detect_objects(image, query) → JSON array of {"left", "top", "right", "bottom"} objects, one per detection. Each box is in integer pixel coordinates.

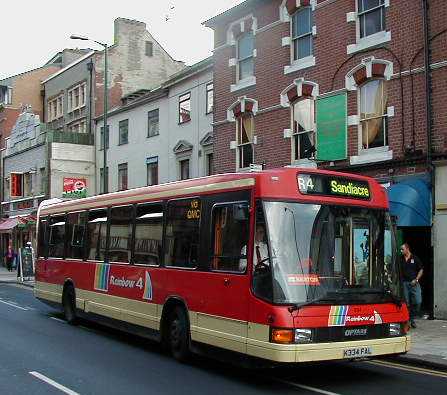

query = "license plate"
[{"left": 343, "top": 346, "right": 372, "bottom": 358}]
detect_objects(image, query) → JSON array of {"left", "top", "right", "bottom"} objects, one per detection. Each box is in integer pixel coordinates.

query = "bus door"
[{"left": 198, "top": 198, "right": 251, "bottom": 353}]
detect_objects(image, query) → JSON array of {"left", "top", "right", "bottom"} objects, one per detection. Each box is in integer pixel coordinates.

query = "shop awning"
[
  {"left": 0, "top": 217, "right": 20, "bottom": 233},
  {"left": 387, "top": 179, "right": 432, "bottom": 227}
]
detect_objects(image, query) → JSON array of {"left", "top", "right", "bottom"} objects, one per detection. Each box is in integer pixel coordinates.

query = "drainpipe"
[{"left": 422, "top": 0, "right": 435, "bottom": 320}]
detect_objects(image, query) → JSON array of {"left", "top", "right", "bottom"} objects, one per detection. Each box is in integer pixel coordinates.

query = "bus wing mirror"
[{"left": 233, "top": 203, "right": 249, "bottom": 221}]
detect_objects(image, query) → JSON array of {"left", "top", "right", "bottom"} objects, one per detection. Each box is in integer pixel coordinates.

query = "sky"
[{"left": 0, "top": 0, "right": 245, "bottom": 80}]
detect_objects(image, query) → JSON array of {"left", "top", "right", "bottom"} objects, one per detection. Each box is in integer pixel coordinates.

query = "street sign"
[{"left": 18, "top": 247, "right": 34, "bottom": 280}]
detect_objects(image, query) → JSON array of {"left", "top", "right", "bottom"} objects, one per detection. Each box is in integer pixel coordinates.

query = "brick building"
[{"left": 204, "top": 0, "right": 447, "bottom": 317}]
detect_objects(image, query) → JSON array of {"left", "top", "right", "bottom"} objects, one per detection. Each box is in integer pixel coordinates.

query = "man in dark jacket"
[{"left": 400, "top": 243, "right": 423, "bottom": 328}]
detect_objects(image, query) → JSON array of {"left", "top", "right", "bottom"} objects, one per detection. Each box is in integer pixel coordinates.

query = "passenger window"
[
  {"left": 86, "top": 209, "right": 107, "bottom": 261},
  {"left": 48, "top": 215, "right": 66, "bottom": 258},
  {"left": 109, "top": 205, "right": 133, "bottom": 263},
  {"left": 134, "top": 203, "right": 163, "bottom": 266},
  {"left": 38, "top": 217, "right": 49, "bottom": 258},
  {"left": 66, "top": 212, "right": 88, "bottom": 260},
  {"left": 165, "top": 198, "right": 200, "bottom": 268},
  {"left": 211, "top": 202, "right": 249, "bottom": 272}
]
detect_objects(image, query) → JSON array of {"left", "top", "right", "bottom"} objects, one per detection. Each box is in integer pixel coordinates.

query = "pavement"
[
  {"left": 0, "top": 264, "right": 34, "bottom": 288},
  {"left": 0, "top": 265, "right": 446, "bottom": 371}
]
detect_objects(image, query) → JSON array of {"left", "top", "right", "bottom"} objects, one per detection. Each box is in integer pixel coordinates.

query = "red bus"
[{"left": 34, "top": 168, "right": 410, "bottom": 364}]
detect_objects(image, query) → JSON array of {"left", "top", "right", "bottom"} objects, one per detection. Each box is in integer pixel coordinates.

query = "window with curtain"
[
  {"left": 358, "top": 0, "right": 386, "bottom": 38},
  {"left": 292, "top": 98, "right": 315, "bottom": 160},
  {"left": 237, "top": 32, "right": 254, "bottom": 81},
  {"left": 291, "top": 6, "right": 313, "bottom": 61},
  {"left": 236, "top": 114, "right": 254, "bottom": 169},
  {"left": 360, "top": 79, "right": 388, "bottom": 150}
]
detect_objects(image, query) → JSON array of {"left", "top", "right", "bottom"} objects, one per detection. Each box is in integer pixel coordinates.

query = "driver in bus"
[{"left": 239, "top": 223, "right": 270, "bottom": 272}]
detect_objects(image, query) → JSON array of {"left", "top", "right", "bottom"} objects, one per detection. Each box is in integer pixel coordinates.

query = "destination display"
[{"left": 297, "top": 173, "right": 371, "bottom": 200}]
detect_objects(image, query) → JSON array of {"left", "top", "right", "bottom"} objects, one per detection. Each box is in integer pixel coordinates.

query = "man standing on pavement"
[{"left": 400, "top": 243, "right": 423, "bottom": 328}]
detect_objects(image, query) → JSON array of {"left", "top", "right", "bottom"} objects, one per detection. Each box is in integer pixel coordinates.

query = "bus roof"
[{"left": 39, "top": 168, "right": 388, "bottom": 216}]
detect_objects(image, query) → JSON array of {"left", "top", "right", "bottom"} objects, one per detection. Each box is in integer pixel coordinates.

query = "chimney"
[{"left": 114, "top": 18, "right": 147, "bottom": 44}]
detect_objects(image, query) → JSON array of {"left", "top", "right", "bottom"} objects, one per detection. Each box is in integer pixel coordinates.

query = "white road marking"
[
  {"left": 50, "top": 317, "right": 67, "bottom": 323},
  {"left": 270, "top": 377, "right": 342, "bottom": 395},
  {"left": 29, "top": 371, "right": 80, "bottom": 395},
  {"left": 0, "top": 298, "right": 28, "bottom": 311}
]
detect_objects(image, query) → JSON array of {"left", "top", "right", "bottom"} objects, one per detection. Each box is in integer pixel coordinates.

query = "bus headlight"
[
  {"left": 389, "top": 323, "right": 401, "bottom": 336},
  {"left": 295, "top": 328, "right": 313, "bottom": 343}
]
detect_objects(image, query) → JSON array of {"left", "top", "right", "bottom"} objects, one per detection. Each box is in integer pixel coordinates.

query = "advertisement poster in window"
[
  {"left": 316, "top": 93, "right": 347, "bottom": 161},
  {"left": 63, "top": 178, "right": 87, "bottom": 199}
]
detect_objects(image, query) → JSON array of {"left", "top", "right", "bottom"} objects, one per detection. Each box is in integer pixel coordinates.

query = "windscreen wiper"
[
  {"left": 339, "top": 288, "right": 402, "bottom": 307},
  {"left": 287, "top": 296, "right": 340, "bottom": 313}
]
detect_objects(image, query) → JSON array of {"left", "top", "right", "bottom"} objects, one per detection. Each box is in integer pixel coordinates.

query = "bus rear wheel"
[
  {"left": 62, "top": 285, "right": 78, "bottom": 325},
  {"left": 169, "top": 306, "right": 191, "bottom": 362}
]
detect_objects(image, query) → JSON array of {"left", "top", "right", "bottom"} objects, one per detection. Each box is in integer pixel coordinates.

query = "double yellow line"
[{"left": 368, "top": 359, "right": 447, "bottom": 379}]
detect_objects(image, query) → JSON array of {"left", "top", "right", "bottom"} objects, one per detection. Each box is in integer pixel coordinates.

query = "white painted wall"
[
  {"left": 50, "top": 143, "right": 95, "bottom": 198},
  {"left": 95, "top": 67, "right": 213, "bottom": 193}
]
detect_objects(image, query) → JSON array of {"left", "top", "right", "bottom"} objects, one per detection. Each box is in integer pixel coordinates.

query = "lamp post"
[{"left": 70, "top": 35, "right": 108, "bottom": 194}]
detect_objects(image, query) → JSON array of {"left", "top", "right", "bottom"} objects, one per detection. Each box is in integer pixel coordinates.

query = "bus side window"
[
  {"left": 165, "top": 198, "right": 200, "bottom": 268},
  {"left": 134, "top": 203, "right": 163, "bottom": 266},
  {"left": 86, "top": 209, "right": 107, "bottom": 262},
  {"left": 38, "top": 217, "right": 49, "bottom": 258},
  {"left": 109, "top": 205, "right": 133, "bottom": 264},
  {"left": 211, "top": 202, "right": 249, "bottom": 273},
  {"left": 66, "top": 211, "right": 88, "bottom": 260},
  {"left": 48, "top": 215, "right": 67, "bottom": 258}
]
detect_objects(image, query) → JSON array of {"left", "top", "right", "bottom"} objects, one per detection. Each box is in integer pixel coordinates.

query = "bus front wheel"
[
  {"left": 62, "top": 285, "right": 78, "bottom": 325},
  {"left": 169, "top": 306, "right": 191, "bottom": 362}
]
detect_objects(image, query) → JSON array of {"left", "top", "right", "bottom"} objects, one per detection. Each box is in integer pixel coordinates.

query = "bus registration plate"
[{"left": 343, "top": 346, "right": 372, "bottom": 358}]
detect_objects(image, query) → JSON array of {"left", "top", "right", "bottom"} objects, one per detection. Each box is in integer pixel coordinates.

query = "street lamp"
[{"left": 70, "top": 34, "right": 108, "bottom": 194}]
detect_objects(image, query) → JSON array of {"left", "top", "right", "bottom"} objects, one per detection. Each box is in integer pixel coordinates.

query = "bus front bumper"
[{"left": 247, "top": 335, "right": 411, "bottom": 363}]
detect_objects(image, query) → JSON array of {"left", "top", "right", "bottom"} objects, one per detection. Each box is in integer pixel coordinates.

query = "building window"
[
  {"left": 292, "top": 98, "right": 315, "bottom": 160},
  {"left": 291, "top": 7, "right": 313, "bottom": 61},
  {"left": 119, "top": 119, "right": 129, "bottom": 145},
  {"left": 48, "top": 94, "right": 63, "bottom": 121},
  {"left": 23, "top": 172, "right": 33, "bottom": 197},
  {"left": 99, "top": 167, "right": 109, "bottom": 194},
  {"left": 206, "top": 82, "right": 214, "bottom": 114},
  {"left": 359, "top": 79, "right": 388, "bottom": 150},
  {"left": 100, "top": 126, "right": 109, "bottom": 150},
  {"left": 358, "top": 0, "right": 386, "bottom": 38},
  {"left": 68, "top": 82, "right": 87, "bottom": 112},
  {"left": 0, "top": 86, "right": 12, "bottom": 105},
  {"left": 237, "top": 32, "right": 254, "bottom": 81},
  {"left": 118, "top": 163, "right": 128, "bottom": 191},
  {"left": 147, "top": 109, "right": 159, "bottom": 137},
  {"left": 10, "top": 173, "right": 23, "bottom": 198},
  {"left": 180, "top": 159, "right": 190, "bottom": 180},
  {"left": 206, "top": 153, "right": 214, "bottom": 176},
  {"left": 236, "top": 115, "right": 254, "bottom": 169},
  {"left": 179, "top": 93, "right": 191, "bottom": 124},
  {"left": 147, "top": 157, "right": 159, "bottom": 186},
  {"left": 69, "top": 120, "right": 86, "bottom": 134},
  {"left": 145, "top": 41, "right": 153, "bottom": 57}
]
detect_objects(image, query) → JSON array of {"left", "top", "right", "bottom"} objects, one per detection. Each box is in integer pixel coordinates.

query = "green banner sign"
[{"left": 316, "top": 92, "right": 347, "bottom": 161}]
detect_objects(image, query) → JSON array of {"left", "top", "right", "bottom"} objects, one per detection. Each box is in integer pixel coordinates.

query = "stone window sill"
[
  {"left": 347, "top": 31, "right": 391, "bottom": 55},
  {"left": 350, "top": 148, "right": 393, "bottom": 165},
  {"left": 284, "top": 56, "right": 316, "bottom": 75},
  {"left": 230, "top": 76, "right": 256, "bottom": 93}
]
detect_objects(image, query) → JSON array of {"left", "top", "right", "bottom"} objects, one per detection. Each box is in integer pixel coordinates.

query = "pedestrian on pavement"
[
  {"left": 400, "top": 243, "right": 423, "bottom": 328},
  {"left": 4, "top": 244, "right": 16, "bottom": 272}
]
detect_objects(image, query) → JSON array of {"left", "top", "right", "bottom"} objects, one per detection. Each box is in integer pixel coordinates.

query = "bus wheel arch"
[
  {"left": 62, "top": 280, "right": 78, "bottom": 325},
  {"left": 160, "top": 298, "right": 191, "bottom": 362}
]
